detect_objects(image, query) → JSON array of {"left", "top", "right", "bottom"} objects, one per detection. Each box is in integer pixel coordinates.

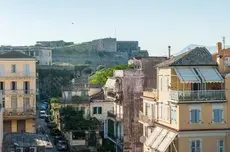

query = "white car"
[{"left": 39, "top": 110, "right": 47, "bottom": 118}]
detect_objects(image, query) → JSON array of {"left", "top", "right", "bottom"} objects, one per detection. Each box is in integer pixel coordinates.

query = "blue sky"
[{"left": 0, "top": 0, "right": 230, "bottom": 55}]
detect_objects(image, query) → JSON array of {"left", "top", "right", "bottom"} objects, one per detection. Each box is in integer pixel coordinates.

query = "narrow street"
[{"left": 36, "top": 99, "right": 58, "bottom": 152}]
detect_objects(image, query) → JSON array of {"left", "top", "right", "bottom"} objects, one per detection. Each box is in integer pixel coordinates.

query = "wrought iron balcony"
[
  {"left": 2, "top": 89, "right": 35, "bottom": 96},
  {"left": 170, "top": 90, "right": 225, "bottom": 102},
  {"left": 4, "top": 107, "right": 36, "bottom": 119},
  {"left": 139, "top": 111, "right": 154, "bottom": 126},
  {"left": 0, "top": 72, "right": 36, "bottom": 78}
]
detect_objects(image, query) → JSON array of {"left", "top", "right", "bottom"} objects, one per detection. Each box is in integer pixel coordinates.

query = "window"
[
  {"left": 213, "top": 109, "right": 223, "bottom": 123},
  {"left": 145, "top": 103, "right": 150, "bottom": 115},
  {"left": 0, "top": 82, "right": 4, "bottom": 90},
  {"left": 160, "top": 77, "right": 163, "bottom": 90},
  {"left": 217, "top": 140, "right": 224, "bottom": 152},
  {"left": 93, "top": 107, "right": 97, "bottom": 114},
  {"left": 93, "top": 107, "right": 102, "bottom": 114},
  {"left": 23, "top": 81, "right": 30, "bottom": 94},
  {"left": 171, "top": 107, "right": 177, "bottom": 123},
  {"left": 11, "top": 81, "right": 17, "bottom": 90},
  {"left": 11, "top": 64, "right": 16, "bottom": 73},
  {"left": 190, "top": 140, "right": 201, "bottom": 152},
  {"left": 190, "top": 109, "right": 201, "bottom": 123},
  {"left": 224, "top": 57, "right": 230, "bottom": 66},
  {"left": 165, "top": 105, "right": 169, "bottom": 120},
  {"left": 158, "top": 104, "right": 162, "bottom": 119},
  {"left": 23, "top": 64, "right": 30, "bottom": 74}
]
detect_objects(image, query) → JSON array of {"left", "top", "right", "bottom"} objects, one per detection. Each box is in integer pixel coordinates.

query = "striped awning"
[
  {"left": 174, "top": 68, "right": 200, "bottom": 83},
  {"left": 145, "top": 126, "right": 177, "bottom": 152},
  {"left": 196, "top": 67, "right": 224, "bottom": 83}
]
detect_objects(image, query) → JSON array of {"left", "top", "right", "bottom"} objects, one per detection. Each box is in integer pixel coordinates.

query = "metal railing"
[
  {"left": 0, "top": 72, "right": 36, "bottom": 78},
  {"left": 4, "top": 107, "right": 36, "bottom": 116},
  {"left": 170, "top": 90, "right": 225, "bottom": 102},
  {"left": 139, "top": 111, "right": 154, "bottom": 126},
  {"left": 2, "top": 89, "right": 35, "bottom": 95}
]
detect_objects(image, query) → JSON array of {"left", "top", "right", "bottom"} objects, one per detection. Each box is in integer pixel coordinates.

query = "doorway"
[{"left": 17, "top": 120, "right": 26, "bottom": 132}]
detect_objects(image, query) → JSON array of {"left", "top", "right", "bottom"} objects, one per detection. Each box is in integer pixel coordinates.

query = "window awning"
[
  {"left": 144, "top": 126, "right": 163, "bottom": 146},
  {"left": 104, "top": 78, "right": 116, "bottom": 89},
  {"left": 157, "top": 131, "right": 177, "bottom": 152},
  {"left": 196, "top": 67, "right": 224, "bottom": 83},
  {"left": 145, "top": 126, "right": 178, "bottom": 152},
  {"left": 174, "top": 68, "right": 200, "bottom": 83}
]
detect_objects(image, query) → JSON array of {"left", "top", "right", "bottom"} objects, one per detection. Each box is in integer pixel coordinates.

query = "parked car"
[
  {"left": 39, "top": 110, "right": 47, "bottom": 119},
  {"left": 47, "top": 122, "right": 57, "bottom": 129},
  {"left": 54, "top": 136, "right": 66, "bottom": 145},
  {"left": 56, "top": 140, "right": 68, "bottom": 151}
]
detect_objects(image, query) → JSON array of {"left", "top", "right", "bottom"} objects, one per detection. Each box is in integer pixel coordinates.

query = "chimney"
[
  {"left": 217, "top": 42, "right": 222, "bottom": 54},
  {"left": 168, "top": 46, "right": 171, "bottom": 59}
]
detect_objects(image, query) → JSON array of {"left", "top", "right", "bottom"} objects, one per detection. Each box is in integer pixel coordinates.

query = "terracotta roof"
[
  {"left": 156, "top": 47, "right": 217, "bottom": 68},
  {"left": 0, "top": 51, "right": 34, "bottom": 59}
]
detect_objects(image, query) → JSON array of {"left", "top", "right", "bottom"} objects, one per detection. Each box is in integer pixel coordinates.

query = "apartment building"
[
  {"left": 0, "top": 91, "right": 3, "bottom": 151},
  {"left": 140, "top": 47, "right": 230, "bottom": 152},
  {"left": 104, "top": 70, "right": 144, "bottom": 152},
  {"left": 0, "top": 51, "right": 37, "bottom": 133},
  {"left": 213, "top": 42, "right": 230, "bottom": 74}
]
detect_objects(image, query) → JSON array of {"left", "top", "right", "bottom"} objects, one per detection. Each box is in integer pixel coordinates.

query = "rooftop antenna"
[
  {"left": 223, "top": 36, "right": 226, "bottom": 49},
  {"left": 168, "top": 46, "right": 171, "bottom": 59}
]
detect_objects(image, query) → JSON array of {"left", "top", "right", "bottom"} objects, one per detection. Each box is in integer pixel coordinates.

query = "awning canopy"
[
  {"left": 145, "top": 126, "right": 177, "bottom": 152},
  {"left": 174, "top": 68, "right": 200, "bottom": 83},
  {"left": 196, "top": 67, "right": 224, "bottom": 83},
  {"left": 144, "top": 126, "right": 163, "bottom": 146},
  {"left": 104, "top": 78, "right": 116, "bottom": 89}
]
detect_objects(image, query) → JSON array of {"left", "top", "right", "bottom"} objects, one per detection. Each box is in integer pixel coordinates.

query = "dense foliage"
[
  {"left": 60, "top": 106, "right": 100, "bottom": 131},
  {"left": 49, "top": 97, "right": 59, "bottom": 104},
  {"left": 90, "top": 64, "right": 133, "bottom": 85}
]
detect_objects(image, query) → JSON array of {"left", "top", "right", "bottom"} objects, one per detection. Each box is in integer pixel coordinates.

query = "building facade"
[
  {"left": 140, "top": 47, "right": 230, "bottom": 152},
  {"left": 104, "top": 70, "right": 144, "bottom": 152},
  {"left": 0, "top": 51, "right": 37, "bottom": 133},
  {"left": 213, "top": 42, "right": 230, "bottom": 74},
  {"left": 0, "top": 91, "right": 3, "bottom": 151}
]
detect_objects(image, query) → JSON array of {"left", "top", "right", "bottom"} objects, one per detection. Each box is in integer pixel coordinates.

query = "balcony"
[
  {"left": 4, "top": 107, "right": 36, "bottom": 119},
  {"left": 2, "top": 89, "right": 35, "bottom": 96},
  {"left": 107, "top": 111, "right": 123, "bottom": 121},
  {"left": 0, "top": 72, "right": 36, "bottom": 78},
  {"left": 143, "top": 89, "right": 158, "bottom": 100},
  {"left": 170, "top": 90, "right": 225, "bottom": 103},
  {"left": 139, "top": 111, "right": 154, "bottom": 126}
]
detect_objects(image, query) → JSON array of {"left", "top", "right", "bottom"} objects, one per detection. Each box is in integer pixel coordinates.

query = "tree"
[
  {"left": 49, "top": 97, "right": 59, "bottom": 104},
  {"left": 90, "top": 64, "right": 133, "bottom": 85}
]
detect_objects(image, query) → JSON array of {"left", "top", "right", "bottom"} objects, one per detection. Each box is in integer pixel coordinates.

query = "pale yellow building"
[
  {"left": 0, "top": 51, "right": 37, "bottom": 133},
  {"left": 140, "top": 47, "right": 230, "bottom": 152}
]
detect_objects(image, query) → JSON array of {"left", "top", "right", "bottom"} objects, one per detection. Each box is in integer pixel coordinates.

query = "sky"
[{"left": 0, "top": 0, "right": 230, "bottom": 56}]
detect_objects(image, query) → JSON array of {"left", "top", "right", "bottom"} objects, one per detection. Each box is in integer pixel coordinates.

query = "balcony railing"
[
  {"left": 2, "top": 89, "right": 35, "bottom": 96},
  {"left": 4, "top": 107, "right": 36, "bottom": 117},
  {"left": 107, "top": 111, "right": 123, "bottom": 121},
  {"left": 0, "top": 72, "right": 36, "bottom": 78},
  {"left": 170, "top": 90, "right": 225, "bottom": 102},
  {"left": 139, "top": 111, "right": 154, "bottom": 126}
]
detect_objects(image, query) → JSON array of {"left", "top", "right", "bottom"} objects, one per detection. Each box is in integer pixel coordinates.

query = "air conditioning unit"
[
  {"left": 15, "top": 147, "right": 23, "bottom": 152},
  {"left": 30, "top": 147, "right": 37, "bottom": 152}
]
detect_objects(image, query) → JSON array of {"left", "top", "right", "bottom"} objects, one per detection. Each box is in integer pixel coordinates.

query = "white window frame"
[
  {"left": 189, "top": 138, "right": 202, "bottom": 152},
  {"left": 189, "top": 105, "right": 201, "bottom": 124},
  {"left": 158, "top": 103, "right": 162, "bottom": 119},
  {"left": 224, "top": 57, "right": 230, "bottom": 66},
  {"left": 212, "top": 104, "right": 224, "bottom": 124},
  {"left": 171, "top": 106, "right": 177, "bottom": 123},
  {"left": 217, "top": 139, "right": 224, "bottom": 152}
]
